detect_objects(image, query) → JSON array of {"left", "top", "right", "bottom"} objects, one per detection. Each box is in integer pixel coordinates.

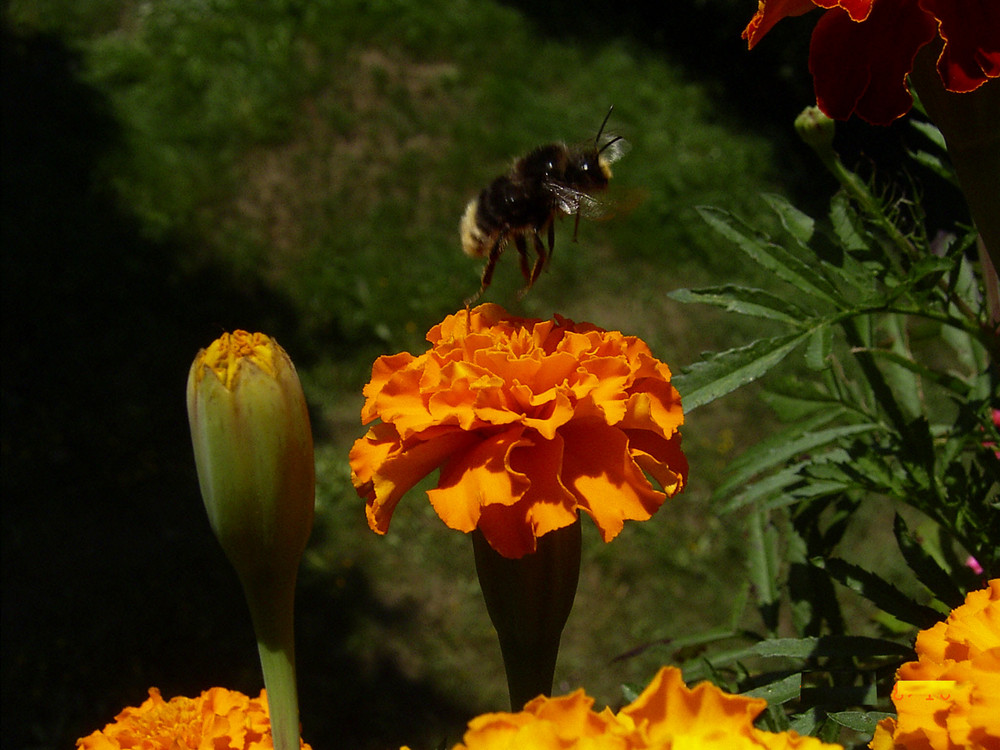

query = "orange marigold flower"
[
  {"left": 870, "top": 579, "right": 1000, "bottom": 750},
  {"left": 76, "top": 687, "right": 312, "bottom": 750},
  {"left": 448, "top": 666, "right": 843, "bottom": 750},
  {"left": 742, "top": 0, "right": 1000, "bottom": 124},
  {"left": 350, "top": 304, "right": 687, "bottom": 559}
]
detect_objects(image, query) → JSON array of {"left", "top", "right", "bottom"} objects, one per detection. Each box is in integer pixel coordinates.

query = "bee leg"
[
  {"left": 547, "top": 218, "right": 556, "bottom": 258},
  {"left": 465, "top": 234, "right": 505, "bottom": 307},
  {"left": 528, "top": 230, "right": 547, "bottom": 287},
  {"left": 515, "top": 233, "right": 533, "bottom": 285},
  {"left": 572, "top": 207, "right": 581, "bottom": 243}
]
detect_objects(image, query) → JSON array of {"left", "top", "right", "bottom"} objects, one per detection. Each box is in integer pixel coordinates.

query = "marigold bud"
[
  {"left": 795, "top": 105, "right": 836, "bottom": 156},
  {"left": 186, "top": 330, "right": 314, "bottom": 750}
]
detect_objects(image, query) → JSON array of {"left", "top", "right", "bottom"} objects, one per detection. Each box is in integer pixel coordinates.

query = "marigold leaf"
[
  {"left": 696, "top": 205, "right": 841, "bottom": 305},
  {"left": 742, "top": 672, "right": 802, "bottom": 704},
  {"left": 805, "top": 324, "right": 832, "bottom": 371},
  {"left": 763, "top": 192, "right": 815, "bottom": 246},
  {"left": 712, "top": 417, "right": 877, "bottom": 502},
  {"left": 668, "top": 285, "right": 811, "bottom": 324},
  {"left": 892, "top": 513, "right": 967, "bottom": 608},
  {"left": 675, "top": 332, "right": 811, "bottom": 413},
  {"left": 746, "top": 635, "right": 911, "bottom": 659},
  {"left": 908, "top": 118, "right": 947, "bottom": 151},
  {"left": 748, "top": 505, "right": 781, "bottom": 632},
  {"left": 829, "top": 193, "right": 869, "bottom": 253},
  {"left": 827, "top": 710, "right": 895, "bottom": 734},
  {"left": 857, "top": 346, "right": 973, "bottom": 397},
  {"left": 811, "top": 557, "right": 944, "bottom": 628}
]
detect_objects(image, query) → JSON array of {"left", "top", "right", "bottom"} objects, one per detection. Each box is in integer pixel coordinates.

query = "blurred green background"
[{"left": 1, "top": 1, "right": 929, "bottom": 748}]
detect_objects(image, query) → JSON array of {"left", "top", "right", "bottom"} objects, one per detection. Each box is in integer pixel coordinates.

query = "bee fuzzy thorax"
[{"left": 460, "top": 198, "right": 489, "bottom": 258}]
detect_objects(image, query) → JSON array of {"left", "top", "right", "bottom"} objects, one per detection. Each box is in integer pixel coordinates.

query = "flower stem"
[
  {"left": 472, "top": 518, "right": 582, "bottom": 710},
  {"left": 243, "top": 570, "right": 301, "bottom": 750}
]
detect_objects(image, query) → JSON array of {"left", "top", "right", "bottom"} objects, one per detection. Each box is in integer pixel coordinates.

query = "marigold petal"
[
  {"left": 626, "top": 429, "right": 689, "bottom": 496},
  {"left": 428, "top": 427, "right": 533, "bottom": 533},
  {"left": 920, "top": 0, "right": 1000, "bottom": 92},
  {"left": 809, "top": 0, "right": 938, "bottom": 123},
  {"left": 743, "top": 0, "right": 820, "bottom": 49},
  {"left": 618, "top": 667, "right": 766, "bottom": 744},
  {"left": 869, "top": 717, "right": 899, "bottom": 750},
  {"left": 352, "top": 424, "right": 477, "bottom": 533},
  {"left": 560, "top": 421, "right": 665, "bottom": 543},
  {"left": 471, "top": 434, "right": 580, "bottom": 557}
]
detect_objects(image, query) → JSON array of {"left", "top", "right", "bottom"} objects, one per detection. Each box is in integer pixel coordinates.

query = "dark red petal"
[
  {"left": 921, "top": 0, "right": 1000, "bottom": 92},
  {"left": 743, "top": 0, "right": 818, "bottom": 49},
  {"left": 809, "top": 0, "right": 938, "bottom": 123}
]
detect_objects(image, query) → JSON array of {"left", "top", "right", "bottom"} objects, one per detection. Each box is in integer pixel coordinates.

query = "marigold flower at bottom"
[
  {"left": 350, "top": 304, "right": 687, "bottom": 559},
  {"left": 442, "top": 666, "right": 842, "bottom": 750},
  {"left": 870, "top": 579, "right": 1000, "bottom": 750},
  {"left": 76, "top": 687, "right": 312, "bottom": 750}
]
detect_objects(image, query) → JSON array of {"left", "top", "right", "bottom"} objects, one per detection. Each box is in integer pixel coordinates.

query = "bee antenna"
[
  {"left": 599, "top": 134, "right": 624, "bottom": 154},
  {"left": 595, "top": 105, "right": 614, "bottom": 147}
]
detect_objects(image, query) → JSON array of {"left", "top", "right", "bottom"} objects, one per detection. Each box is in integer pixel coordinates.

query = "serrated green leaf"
[
  {"left": 763, "top": 192, "right": 815, "bottom": 246},
  {"left": 893, "top": 514, "right": 966, "bottom": 608},
  {"left": 743, "top": 672, "right": 802, "bottom": 704},
  {"left": 812, "top": 557, "right": 943, "bottom": 628},
  {"left": 828, "top": 710, "right": 895, "bottom": 734},
  {"left": 748, "top": 506, "right": 781, "bottom": 633},
  {"left": 761, "top": 378, "right": 840, "bottom": 421},
  {"left": 857, "top": 346, "right": 973, "bottom": 396},
  {"left": 674, "top": 332, "right": 812, "bottom": 413},
  {"left": 882, "top": 314, "right": 923, "bottom": 419},
  {"left": 829, "top": 193, "right": 868, "bottom": 253},
  {"left": 745, "top": 635, "right": 911, "bottom": 659},
  {"left": 909, "top": 118, "right": 947, "bottom": 150},
  {"left": 668, "top": 285, "right": 811, "bottom": 324},
  {"left": 805, "top": 324, "right": 832, "bottom": 371},
  {"left": 718, "top": 463, "right": 807, "bottom": 514},
  {"left": 908, "top": 149, "right": 958, "bottom": 185},
  {"left": 696, "top": 206, "right": 842, "bottom": 305},
  {"left": 788, "top": 709, "right": 824, "bottom": 737},
  {"left": 712, "top": 418, "right": 878, "bottom": 502}
]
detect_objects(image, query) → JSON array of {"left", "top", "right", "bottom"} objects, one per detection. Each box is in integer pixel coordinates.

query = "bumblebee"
[{"left": 460, "top": 109, "right": 628, "bottom": 304}]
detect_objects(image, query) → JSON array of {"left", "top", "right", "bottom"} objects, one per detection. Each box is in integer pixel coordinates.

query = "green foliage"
[{"left": 669, "top": 120, "right": 999, "bottom": 746}]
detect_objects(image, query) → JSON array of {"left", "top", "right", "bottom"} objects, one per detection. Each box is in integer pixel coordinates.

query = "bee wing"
[
  {"left": 598, "top": 135, "right": 630, "bottom": 165},
  {"left": 546, "top": 181, "right": 613, "bottom": 219}
]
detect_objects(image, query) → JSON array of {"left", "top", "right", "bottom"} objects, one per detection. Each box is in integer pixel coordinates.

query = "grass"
[{"left": 2, "top": 1, "right": 908, "bottom": 748}]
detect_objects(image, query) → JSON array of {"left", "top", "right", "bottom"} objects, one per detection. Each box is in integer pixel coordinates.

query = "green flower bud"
[{"left": 186, "top": 330, "right": 314, "bottom": 750}]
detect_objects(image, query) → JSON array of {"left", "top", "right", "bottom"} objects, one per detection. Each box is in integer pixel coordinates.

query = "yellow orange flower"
[
  {"left": 448, "top": 666, "right": 842, "bottom": 750},
  {"left": 76, "top": 687, "right": 312, "bottom": 750},
  {"left": 350, "top": 304, "right": 687, "bottom": 559},
  {"left": 742, "top": 0, "right": 1000, "bottom": 124},
  {"left": 870, "top": 579, "right": 1000, "bottom": 750}
]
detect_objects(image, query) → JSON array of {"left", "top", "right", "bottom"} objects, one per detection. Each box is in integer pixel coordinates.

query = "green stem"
[
  {"left": 472, "top": 519, "right": 582, "bottom": 710},
  {"left": 243, "top": 569, "right": 301, "bottom": 750}
]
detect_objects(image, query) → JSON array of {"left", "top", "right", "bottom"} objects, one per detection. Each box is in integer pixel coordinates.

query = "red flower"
[{"left": 743, "top": 0, "right": 1000, "bottom": 124}]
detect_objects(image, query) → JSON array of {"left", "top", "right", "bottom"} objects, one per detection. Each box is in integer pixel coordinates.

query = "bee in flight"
[{"left": 460, "top": 108, "right": 628, "bottom": 305}]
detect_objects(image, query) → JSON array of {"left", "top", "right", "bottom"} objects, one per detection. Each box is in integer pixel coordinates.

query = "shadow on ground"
[{"left": 1, "top": 24, "right": 472, "bottom": 750}]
